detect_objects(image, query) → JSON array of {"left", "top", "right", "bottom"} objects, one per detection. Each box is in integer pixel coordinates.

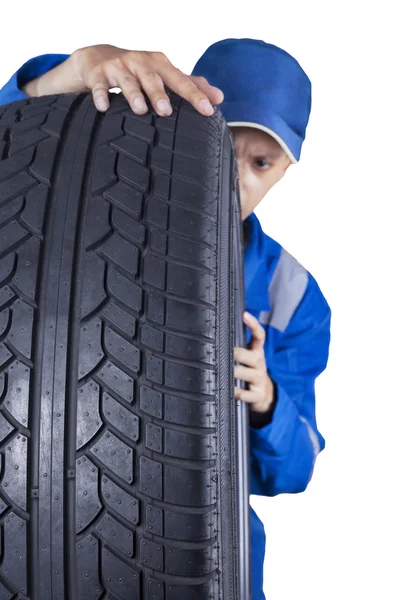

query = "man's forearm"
[{"left": 22, "top": 53, "right": 86, "bottom": 97}]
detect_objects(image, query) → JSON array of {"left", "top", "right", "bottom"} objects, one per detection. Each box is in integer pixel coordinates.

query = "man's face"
[{"left": 230, "top": 126, "right": 292, "bottom": 221}]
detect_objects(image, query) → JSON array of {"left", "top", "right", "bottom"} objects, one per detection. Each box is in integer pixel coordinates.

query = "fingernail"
[
  {"left": 243, "top": 311, "right": 251, "bottom": 320},
  {"left": 96, "top": 97, "right": 108, "bottom": 112},
  {"left": 133, "top": 97, "right": 147, "bottom": 112},
  {"left": 156, "top": 99, "right": 172, "bottom": 115},
  {"left": 199, "top": 99, "right": 214, "bottom": 115}
]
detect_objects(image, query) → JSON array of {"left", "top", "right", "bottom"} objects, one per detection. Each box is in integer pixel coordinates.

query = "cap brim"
[
  {"left": 216, "top": 99, "right": 303, "bottom": 163},
  {"left": 227, "top": 121, "right": 298, "bottom": 164}
]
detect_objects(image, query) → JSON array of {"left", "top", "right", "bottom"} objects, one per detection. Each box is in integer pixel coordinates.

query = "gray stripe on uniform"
[
  {"left": 258, "top": 310, "right": 271, "bottom": 325},
  {"left": 268, "top": 248, "right": 308, "bottom": 332},
  {"left": 299, "top": 415, "right": 321, "bottom": 460}
]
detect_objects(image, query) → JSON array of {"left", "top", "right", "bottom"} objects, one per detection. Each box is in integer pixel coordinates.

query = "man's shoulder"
[
  {"left": 252, "top": 214, "right": 309, "bottom": 282},
  {"left": 251, "top": 214, "right": 329, "bottom": 332}
]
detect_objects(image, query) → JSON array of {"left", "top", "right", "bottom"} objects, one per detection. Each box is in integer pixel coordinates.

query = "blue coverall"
[{"left": 0, "top": 55, "right": 331, "bottom": 600}]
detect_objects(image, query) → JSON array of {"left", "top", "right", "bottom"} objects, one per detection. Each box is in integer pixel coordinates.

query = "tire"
[{"left": 0, "top": 91, "right": 249, "bottom": 599}]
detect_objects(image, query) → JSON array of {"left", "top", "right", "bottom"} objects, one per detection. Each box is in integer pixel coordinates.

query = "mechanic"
[{"left": 0, "top": 38, "right": 331, "bottom": 600}]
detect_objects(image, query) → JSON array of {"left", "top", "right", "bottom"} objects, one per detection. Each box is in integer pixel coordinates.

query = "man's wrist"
[
  {"left": 21, "top": 78, "right": 38, "bottom": 98},
  {"left": 249, "top": 381, "right": 278, "bottom": 429}
]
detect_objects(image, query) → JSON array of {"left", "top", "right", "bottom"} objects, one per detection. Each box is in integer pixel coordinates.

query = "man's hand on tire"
[{"left": 23, "top": 44, "right": 224, "bottom": 117}]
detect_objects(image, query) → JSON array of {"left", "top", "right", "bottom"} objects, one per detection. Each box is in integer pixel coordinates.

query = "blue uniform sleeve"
[
  {"left": 249, "top": 273, "right": 331, "bottom": 497},
  {"left": 0, "top": 54, "right": 70, "bottom": 106}
]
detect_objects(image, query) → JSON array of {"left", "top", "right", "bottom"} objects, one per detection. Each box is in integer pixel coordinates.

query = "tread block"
[
  {"left": 158, "top": 128, "right": 174, "bottom": 149},
  {"left": 2, "top": 512, "right": 28, "bottom": 595},
  {"left": 152, "top": 173, "right": 170, "bottom": 198},
  {"left": 174, "top": 134, "right": 219, "bottom": 161},
  {"left": 147, "top": 292, "right": 165, "bottom": 325},
  {"left": 140, "top": 537, "right": 164, "bottom": 571},
  {"left": 0, "top": 219, "right": 28, "bottom": 254},
  {"left": 146, "top": 194, "right": 169, "bottom": 229},
  {"left": 139, "top": 385, "right": 163, "bottom": 419},
  {"left": 81, "top": 253, "right": 107, "bottom": 318},
  {"left": 151, "top": 146, "right": 172, "bottom": 173},
  {"left": 104, "top": 326, "right": 141, "bottom": 374},
  {"left": 103, "top": 392, "right": 139, "bottom": 442},
  {"left": 164, "top": 394, "right": 216, "bottom": 428},
  {"left": 101, "top": 233, "right": 139, "bottom": 276},
  {"left": 123, "top": 116, "right": 155, "bottom": 142},
  {"left": 165, "top": 508, "right": 214, "bottom": 542},
  {"left": 140, "top": 456, "right": 162, "bottom": 500},
  {"left": 102, "top": 547, "right": 141, "bottom": 600},
  {"left": 168, "top": 234, "right": 216, "bottom": 269},
  {"left": 165, "top": 361, "right": 216, "bottom": 394},
  {"left": 11, "top": 112, "right": 47, "bottom": 135},
  {"left": 30, "top": 136, "right": 59, "bottom": 183},
  {"left": 164, "top": 465, "right": 216, "bottom": 507},
  {"left": 102, "top": 302, "right": 136, "bottom": 338},
  {"left": 90, "top": 431, "right": 134, "bottom": 483},
  {"left": 0, "top": 307, "right": 8, "bottom": 336},
  {"left": 76, "top": 536, "right": 102, "bottom": 600},
  {"left": 112, "top": 207, "right": 146, "bottom": 246},
  {"left": 0, "top": 147, "right": 34, "bottom": 179},
  {"left": 164, "top": 543, "right": 218, "bottom": 576},
  {"left": 85, "top": 196, "right": 111, "bottom": 247},
  {"left": 107, "top": 267, "right": 143, "bottom": 313},
  {"left": 165, "top": 332, "right": 215, "bottom": 364},
  {"left": 9, "top": 300, "right": 34, "bottom": 359},
  {"left": 0, "top": 171, "right": 36, "bottom": 203},
  {"left": 5, "top": 360, "right": 30, "bottom": 427},
  {"left": 2, "top": 434, "right": 28, "bottom": 511},
  {"left": 145, "top": 422, "right": 163, "bottom": 453},
  {"left": 9, "top": 127, "right": 48, "bottom": 155},
  {"left": 165, "top": 581, "right": 215, "bottom": 600},
  {"left": 140, "top": 323, "right": 164, "bottom": 352},
  {"left": 101, "top": 476, "right": 139, "bottom": 524},
  {"left": 14, "top": 237, "right": 41, "bottom": 300},
  {"left": 146, "top": 504, "right": 163, "bottom": 536},
  {"left": 145, "top": 576, "right": 165, "bottom": 600},
  {"left": 96, "top": 360, "right": 135, "bottom": 403},
  {"left": 166, "top": 297, "right": 215, "bottom": 338},
  {"left": 42, "top": 107, "right": 70, "bottom": 136},
  {"left": 143, "top": 253, "right": 166, "bottom": 290},
  {"left": 91, "top": 145, "right": 117, "bottom": 191},
  {"left": 20, "top": 183, "right": 48, "bottom": 234},
  {"left": 0, "top": 412, "right": 14, "bottom": 442},
  {"left": 167, "top": 262, "right": 216, "bottom": 305},
  {"left": 150, "top": 229, "right": 167, "bottom": 254},
  {"left": 118, "top": 154, "right": 150, "bottom": 192},
  {"left": 146, "top": 354, "right": 164, "bottom": 384},
  {"left": 76, "top": 381, "right": 102, "bottom": 449},
  {"left": 76, "top": 457, "right": 101, "bottom": 532},
  {"left": 96, "top": 513, "right": 134, "bottom": 557},
  {"left": 169, "top": 206, "right": 217, "bottom": 246},
  {"left": 79, "top": 318, "right": 104, "bottom": 377},
  {"left": 164, "top": 427, "right": 214, "bottom": 461},
  {"left": 97, "top": 114, "right": 124, "bottom": 145},
  {"left": 104, "top": 181, "right": 143, "bottom": 219},
  {"left": 111, "top": 135, "right": 148, "bottom": 164}
]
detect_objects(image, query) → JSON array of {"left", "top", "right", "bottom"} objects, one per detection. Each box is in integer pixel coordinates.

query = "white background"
[{"left": 1, "top": 1, "right": 399, "bottom": 598}]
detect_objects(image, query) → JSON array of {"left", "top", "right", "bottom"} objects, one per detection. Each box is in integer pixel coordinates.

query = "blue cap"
[{"left": 191, "top": 38, "right": 312, "bottom": 163}]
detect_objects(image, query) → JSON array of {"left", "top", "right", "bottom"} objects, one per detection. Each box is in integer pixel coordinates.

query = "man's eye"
[{"left": 255, "top": 159, "right": 271, "bottom": 169}]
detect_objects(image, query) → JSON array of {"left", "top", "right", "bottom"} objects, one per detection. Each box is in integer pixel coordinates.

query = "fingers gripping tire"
[{"left": 0, "top": 92, "right": 249, "bottom": 599}]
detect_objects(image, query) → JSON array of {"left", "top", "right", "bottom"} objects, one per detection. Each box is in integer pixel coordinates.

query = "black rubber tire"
[{"left": 0, "top": 91, "right": 246, "bottom": 599}]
